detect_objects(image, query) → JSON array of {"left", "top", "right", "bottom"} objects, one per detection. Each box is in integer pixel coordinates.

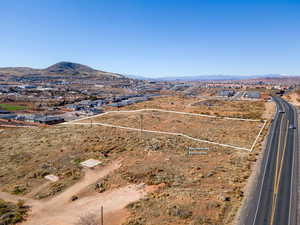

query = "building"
[
  {"left": 34, "top": 116, "right": 65, "bottom": 125},
  {"left": 0, "top": 114, "right": 16, "bottom": 120},
  {"left": 218, "top": 90, "right": 235, "bottom": 97},
  {"left": 65, "top": 104, "right": 83, "bottom": 111},
  {"left": 0, "top": 110, "right": 11, "bottom": 114},
  {"left": 245, "top": 91, "right": 261, "bottom": 99},
  {"left": 16, "top": 114, "right": 65, "bottom": 125},
  {"left": 87, "top": 108, "right": 103, "bottom": 115}
]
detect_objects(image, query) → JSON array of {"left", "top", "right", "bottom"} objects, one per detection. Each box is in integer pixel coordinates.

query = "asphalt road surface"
[{"left": 243, "top": 96, "right": 298, "bottom": 225}]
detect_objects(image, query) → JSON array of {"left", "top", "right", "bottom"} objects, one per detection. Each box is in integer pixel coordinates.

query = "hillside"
[{"left": 0, "top": 62, "right": 124, "bottom": 79}]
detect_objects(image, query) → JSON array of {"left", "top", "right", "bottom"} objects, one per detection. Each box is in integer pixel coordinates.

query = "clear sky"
[{"left": 0, "top": 0, "right": 300, "bottom": 77}]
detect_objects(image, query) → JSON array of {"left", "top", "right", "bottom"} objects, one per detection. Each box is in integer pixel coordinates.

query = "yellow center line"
[
  {"left": 275, "top": 120, "right": 289, "bottom": 194},
  {"left": 273, "top": 100, "right": 285, "bottom": 189},
  {"left": 269, "top": 115, "right": 284, "bottom": 225},
  {"left": 269, "top": 115, "right": 289, "bottom": 225}
]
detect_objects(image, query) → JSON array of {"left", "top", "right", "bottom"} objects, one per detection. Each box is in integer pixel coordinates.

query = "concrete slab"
[
  {"left": 80, "top": 159, "right": 102, "bottom": 168},
  {"left": 45, "top": 174, "right": 59, "bottom": 182}
]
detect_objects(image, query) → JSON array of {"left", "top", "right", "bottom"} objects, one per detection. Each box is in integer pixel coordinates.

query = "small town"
[
  {"left": 0, "top": 63, "right": 296, "bottom": 127},
  {"left": 1, "top": 1, "right": 300, "bottom": 225}
]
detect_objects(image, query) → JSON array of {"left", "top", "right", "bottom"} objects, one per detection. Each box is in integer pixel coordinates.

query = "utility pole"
[
  {"left": 101, "top": 205, "right": 103, "bottom": 225},
  {"left": 140, "top": 114, "right": 143, "bottom": 137}
]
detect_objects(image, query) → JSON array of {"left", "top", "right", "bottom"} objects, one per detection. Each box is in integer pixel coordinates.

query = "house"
[
  {"left": 87, "top": 108, "right": 103, "bottom": 115},
  {"left": 19, "top": 85, "right": 37, "bottom": 89},
  {"left": 218, "top": 90, "right": 235, "bottom": 97},
  {"left": 0, "top": 114, "right": 16, "bottom": 120},
  {"left": 107, "top": 102, "right": 128, "bottom": 107},
  {"left": 17, "top": 114, "right": 35, "bottom": 122},
  {"left": 78, "top": 100, "right": 93, "bottom": 107},
  {"left": 92, "top": 99, "right": 108, "bottom": 107},
  {"left": 0, "top": 110, "right": 11, "bottom": 114},
  {"left": 245, "top": 91, "right": 261, "bottom": 99},
  {"left": 34, "top": 116, "right": 65, "bottom": 125},
  {"left": 16, "top": 114, "right": 65, "bottom": 125},
  {"left": 65, "top": 104, "right": 83, "bottom": 111},
  {"left": 107, "top": 103, "right": 120, "bottom": 107}
]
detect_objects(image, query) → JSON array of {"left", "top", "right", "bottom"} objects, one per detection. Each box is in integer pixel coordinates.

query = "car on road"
[{"left": 289, "top": 124, "right": 296, "bottom": 129}]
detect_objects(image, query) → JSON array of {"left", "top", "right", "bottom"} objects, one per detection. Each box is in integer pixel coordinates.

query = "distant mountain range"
[
  {"left": 0, "top": 62, "right": 124, "bottom": 79},
  {"left": 124, "top": 74, "right": 289, "bottom": 81},
  {"left": 0, "top": 62, "right": 298, "bottom": 82}
]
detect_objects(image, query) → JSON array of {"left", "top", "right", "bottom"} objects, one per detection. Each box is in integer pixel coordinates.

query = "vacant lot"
[
  {"left": 0, "top": 125, "right": 268, "bottom": 225},
  {"left": 78, "top": 110, "right": 264, "bottom": 150},
  {"left": 110, "top": 96, "right": 265, "bottom": 119},
  {"left": 0, "top": 97, "right": 271, "bottom": 225}
]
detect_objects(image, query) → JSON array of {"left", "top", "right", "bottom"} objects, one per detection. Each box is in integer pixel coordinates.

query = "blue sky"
[{"left": 0, "top": 0, "right": 300, "bottom": 77}]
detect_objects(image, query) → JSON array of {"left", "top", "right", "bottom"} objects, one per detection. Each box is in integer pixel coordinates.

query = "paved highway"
[{"left": 243, "top": 96, "right": 298, "bottom": 225}]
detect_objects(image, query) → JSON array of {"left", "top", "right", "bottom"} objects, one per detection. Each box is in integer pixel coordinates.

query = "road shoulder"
[{"left": 234, "top": 124, "right": 270, "bottom": 225}]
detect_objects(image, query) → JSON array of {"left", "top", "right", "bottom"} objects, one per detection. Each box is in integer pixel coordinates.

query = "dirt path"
[
  {"left": 1, "top": 160, "right": 146, "bottom": 225},
  {"left": 25, "top": 182, "right": 51, "bottom": 198},
  {"left": 22, "top": 184, "right": 145, "bottom": 225},
  {"left": 45, "top": 160, "right": 122, "bottom": 206}
]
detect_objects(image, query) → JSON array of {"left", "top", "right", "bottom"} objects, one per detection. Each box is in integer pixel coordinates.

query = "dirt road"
[{"left": 1, "top": 161, "right": 146, "bottom": 225}]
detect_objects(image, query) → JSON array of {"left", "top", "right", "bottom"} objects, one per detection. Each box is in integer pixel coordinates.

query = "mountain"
[
  {"left": 46, "top": 62, "right": 98, "bottom": 75},
  {"left": 124, "top": 74, "right": 284, "bottom": 81},
  {"left": 0, "top": 62, "right": 124, "bottom": 79}
]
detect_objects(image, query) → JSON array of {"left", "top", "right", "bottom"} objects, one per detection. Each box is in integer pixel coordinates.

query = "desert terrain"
[
  {"left": 0, "top": 96, "right": 274, "bottom": 225},
  {"left": 76, "top": 109, "right": 263, "bottom": 150}
]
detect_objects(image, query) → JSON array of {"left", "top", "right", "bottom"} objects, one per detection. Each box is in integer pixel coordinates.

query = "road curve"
[{"left": 243, "top": 96, "right": 298, "bottom": 225}]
